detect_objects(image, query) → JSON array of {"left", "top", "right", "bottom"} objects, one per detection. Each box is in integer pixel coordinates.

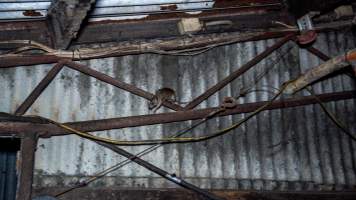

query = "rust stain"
[
  {"left": 89, "top": 4, "right": 281, "bottom": 26},
  {"left": 23, "top": 10, "right": 43, "bottom": 17},
  {"left": 213, "top": 0, "right": 281, "bottom": 8},
  {"left": 88, "top": 0, "right": 283, "bottom": 25},
  {"left": 160, "top": 4, "right": 178, "bottom": 11}
]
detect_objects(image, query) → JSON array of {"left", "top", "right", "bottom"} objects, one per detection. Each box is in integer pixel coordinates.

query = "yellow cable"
[
  {"left": 306, "top": 87, "right": 356, "bottom": 141},
  {"left": 40, "top": 83, "right": 287, "bottom": 146}
]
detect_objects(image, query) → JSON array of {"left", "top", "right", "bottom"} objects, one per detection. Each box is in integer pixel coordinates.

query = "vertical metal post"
[{"left": 16, "top": 134, "right": 37, "bottom": 200}]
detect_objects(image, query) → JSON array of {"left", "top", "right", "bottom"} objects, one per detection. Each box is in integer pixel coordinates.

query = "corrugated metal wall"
[
  {"left": 0, "top": 0, "right": 218, "bottom": 21},
  {"left": 0, "top": 31, "right": 355, "bottom": 191}
]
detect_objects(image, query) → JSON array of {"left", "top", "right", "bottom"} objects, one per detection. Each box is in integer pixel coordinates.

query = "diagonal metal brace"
[{"left": 184, "top": 33, "right": 295, "bottom": 110}]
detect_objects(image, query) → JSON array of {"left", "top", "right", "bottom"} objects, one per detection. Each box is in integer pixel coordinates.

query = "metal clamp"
[
  {"left": 221, "top": 97, "right": 237, "bottom": 109},
  {"left": 297, "top": 13, "right": 318, "bottom": 45}
]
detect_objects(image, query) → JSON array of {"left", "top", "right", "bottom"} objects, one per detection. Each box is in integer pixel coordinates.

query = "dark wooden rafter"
[
  {"left": 0, "top": 18, "right": 353, "bottom": 68},
  {"left": 0, "top": 0, "right": 287, "bottom": 49},
  {"left": 47, "top": 0, "right": 96, "bottom": 49}
]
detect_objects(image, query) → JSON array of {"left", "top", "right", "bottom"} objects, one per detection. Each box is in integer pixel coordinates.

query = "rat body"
[{"left": 149, "top": 88, "right": 176, "bottom": 113}]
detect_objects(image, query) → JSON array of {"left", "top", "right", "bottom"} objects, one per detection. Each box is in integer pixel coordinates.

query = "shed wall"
[{"left": 0, "top": 31, "right": 355, "bottom": 190}]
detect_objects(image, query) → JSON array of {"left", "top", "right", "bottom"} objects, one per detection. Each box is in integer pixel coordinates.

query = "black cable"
[{"left": 55, "top": 108, "right": 225, "bottom": 197}]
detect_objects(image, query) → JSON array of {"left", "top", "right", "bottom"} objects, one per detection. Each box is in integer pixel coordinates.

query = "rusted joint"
[{"left": 221, "top": 97, "right": 237, "bottom": 109}]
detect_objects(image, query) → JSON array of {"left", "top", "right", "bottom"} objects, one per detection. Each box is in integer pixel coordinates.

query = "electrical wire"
[
  {"left": 306, "top": 87, "right": 356, "bottom": 142},
  {"left": 53, "top": 83, "right": 288, "bottom": 197},
  {"left": 38, "top": 83, "right": 287, "bottom": 146},
  {"left": 54, "top": 84, "right": 287, "bottom": 197},
  {"left": 55, "top": 108, "right": 225, "bottom": 197},
  {"left": 236, "top": 45, "right": 295, "bottom": 99},
  {"left": 0, "top": 32, "right": 264, "bottom": 58},
  {"left": 236, "top": 85, "right": 281, "bottom": 99},
  {"left": 269, "top": 86, "right": 356, "bottom": 149}
]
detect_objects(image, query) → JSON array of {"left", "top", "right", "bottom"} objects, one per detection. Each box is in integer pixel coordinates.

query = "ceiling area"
[{"left": 1, "top": 1, "right": 356, "bottom": 200}]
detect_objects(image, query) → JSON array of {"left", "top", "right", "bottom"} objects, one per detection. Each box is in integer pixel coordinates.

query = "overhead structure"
[
  {"left": 0, "top": 1, "right": 355, "bottom": 200},
  {"left": 47, "top": 0, "right": 96, "bottom": 49}
]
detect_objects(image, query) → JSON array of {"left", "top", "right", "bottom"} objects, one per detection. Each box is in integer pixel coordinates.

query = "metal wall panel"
[
  {"left": 0, "top": 0, "right": 215, "bottom": 21},
  {"left": 0, "top": 32, "right": 355, "bottom": 191},
  {"left": 0, "top": 0, "right": 280, "bottom": 21}
]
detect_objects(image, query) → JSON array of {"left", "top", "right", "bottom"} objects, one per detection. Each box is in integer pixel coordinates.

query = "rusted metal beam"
[
  {"left": 0, "top": 90, "right": 354, "bottom": 137},
  {"left": 305, "top": 46, "right": 330, "bottom": 61},
  {"left": 184, "top": 33, "right": 295, "bottom": 110},
  {"left": 15, "top": 62, "right": 64, "bottom": 116},
  {"left": 16, "top": 134, "right": 38, "bottom": 200},
  {"left": 62, "top": 60, "right": 183, "bottom": 111}
]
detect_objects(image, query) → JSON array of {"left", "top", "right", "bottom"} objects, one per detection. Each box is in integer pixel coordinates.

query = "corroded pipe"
[{"left": 285, "top": 49, "right": 356, "bottom": 94}]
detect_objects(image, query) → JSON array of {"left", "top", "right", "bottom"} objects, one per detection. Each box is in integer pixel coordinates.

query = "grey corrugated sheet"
[
  {"left": 0, "top": 31, "right": 356, "bottom": 191},
  {"left": 0, "top": 151, "right": 17, "bottom": 200},
  {"left": 0, "top": 0, "right": 215, "bottom": 21}
]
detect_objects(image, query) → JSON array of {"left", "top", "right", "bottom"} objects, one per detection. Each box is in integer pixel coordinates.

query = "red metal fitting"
[{"left": 297, "top": 30, "right": 317, "bottom": 45}]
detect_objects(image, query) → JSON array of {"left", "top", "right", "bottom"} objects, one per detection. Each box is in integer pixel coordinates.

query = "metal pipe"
[
  {"left": 285, "top": 49, "right": 356, "bottom": 94},
  {"left": 306, "top": 45, "right": 356, "bottom": 77},
  {"left": 0, "top": 90, "right": 354, "bottom": 137},
  {"left": 97, "top": 141, "right": 225, "bottom": 200},
  {"left": 15, "top": 62, "right": 64, "bottom": 116},
  {"left": 184, "top": 33, "right": 295, "bottom": 110}
]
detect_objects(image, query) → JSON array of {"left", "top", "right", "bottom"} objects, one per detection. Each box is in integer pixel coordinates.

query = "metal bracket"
[
  {"left": 297, "top": 13, "right": 318, "bottom": 45},
  {"left": 297, "top": 14, "right": 314, "bottom": 31}
]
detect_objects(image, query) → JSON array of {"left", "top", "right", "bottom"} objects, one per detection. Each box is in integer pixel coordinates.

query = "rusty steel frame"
[
  {"left": 0, "top": 90, "right": 354, "bottom": 137},
  {"left": 4, "top": 34, "right": 356, "bottom": 200}
]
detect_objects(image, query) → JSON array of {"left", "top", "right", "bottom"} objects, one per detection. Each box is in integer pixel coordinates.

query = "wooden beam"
[
  {"left": 32, "top": 188, "right": 356, "bottom": 200},
  {"left": 47, "top": 0, "right": 96, "bottom": 49},
  {"left": 16, "top": 134, "right": 38, "bottom": 200}
]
